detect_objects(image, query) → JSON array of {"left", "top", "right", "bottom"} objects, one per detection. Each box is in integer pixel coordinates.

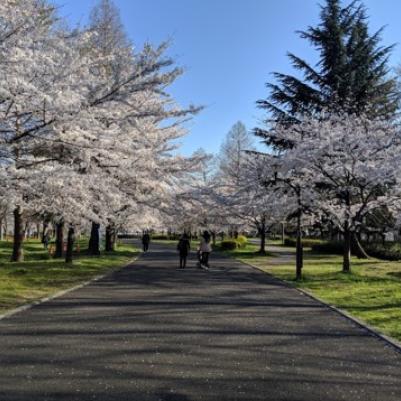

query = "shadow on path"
[{"left": 0, "top": 242, "right": 401, "bottom": 401}]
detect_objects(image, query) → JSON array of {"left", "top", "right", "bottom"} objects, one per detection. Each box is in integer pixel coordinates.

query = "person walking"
[
  {"left": 142, "top": 232, "right": 151, "bottom": 252},
  {"left": 43, "top": 231, "right": 51, "bottom": 249},
  {"left": 177, "top": 233, "right": 191, "bottom": 269},
  {"left": 198, "top": 230, "right": 212, "bottom": 269}
]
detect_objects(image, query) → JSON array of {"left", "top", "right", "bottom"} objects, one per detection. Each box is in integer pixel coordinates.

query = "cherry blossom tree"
[
  {"left": 269, "top": 112, "right": 401, "bottom": 273},
  {"left": 0, "top": 0, "right": 202, "bottom": 263}
]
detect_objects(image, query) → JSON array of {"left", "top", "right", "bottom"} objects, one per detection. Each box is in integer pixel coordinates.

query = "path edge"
[
  {"left": 0, "top": 255, "right": 140, "bottom": 322},
  {"left": 238, "top": 258, "right": 401, "bottom": 356}
]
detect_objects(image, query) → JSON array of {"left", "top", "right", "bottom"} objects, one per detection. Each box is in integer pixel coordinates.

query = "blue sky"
[{"left": 53, "top": 0, "right": 401, "bottom": 155}]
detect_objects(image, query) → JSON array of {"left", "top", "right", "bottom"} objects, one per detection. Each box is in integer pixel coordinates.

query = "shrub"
[
  {"left": 236, "top": 235, "right": 248, "bottom": 248},
  {"left": 152, "top": 235, "right": 168, "bottom": 240},
  {"left": 311, "top": 241, "right": 344, "bottom": 254},
  {"left": 117, "top": 234, "right": 136, "bottom": 239},
  {"left": 220, "top": 240, "right": 238, "bottom": 250},
  {"left": 311, "top": 240, "right": 401, "bottom": 260},
  {"left": 364, "top": 243, "right": 401, "bottom": 261},
  {"left": 284, "top": 238, "right": 324, "bottom": 248}
]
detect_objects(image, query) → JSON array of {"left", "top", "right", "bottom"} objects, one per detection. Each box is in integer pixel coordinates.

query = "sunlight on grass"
[
  {"left": 236, "top": 248, "right": 401, "bottom": 342},
  {"left": 0, "top": 240, "right": 139, "bottom": 314}
]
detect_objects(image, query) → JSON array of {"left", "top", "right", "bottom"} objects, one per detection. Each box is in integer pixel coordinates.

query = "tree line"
[
  {"left": 169, "top": 0, "right": 401, "bottom": 280},
  {"left": 0, "top": 0, "right": 202, "bottom": 263}
]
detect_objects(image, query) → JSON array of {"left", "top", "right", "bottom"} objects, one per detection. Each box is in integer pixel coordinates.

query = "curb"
[
  {"left": 238, "top": 258, "right": 401, "bottom": 356},
  {"left": 0, "top": 255, "right": 140, "bottom": 322}
]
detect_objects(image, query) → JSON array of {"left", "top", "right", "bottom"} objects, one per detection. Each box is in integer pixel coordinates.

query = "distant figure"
[
  {"left": 142, "top": 232, "right": 151, "bottom": 252},
  {"left": 177, "top": 233, "right": 191, "bottom": 269},
  {"left": 198, "top": 230, "right": 212, "bottom": 268},
  {"left": 43, "top": 232, "right": 51, "bottom": 249}
]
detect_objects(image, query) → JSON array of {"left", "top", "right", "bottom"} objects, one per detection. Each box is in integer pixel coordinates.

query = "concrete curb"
[
  {"left": 238, "top": 258, "right": 401, "bottom": 356},
  {"left": 0, "top": 255, "right": 140, "bottom": 322}
]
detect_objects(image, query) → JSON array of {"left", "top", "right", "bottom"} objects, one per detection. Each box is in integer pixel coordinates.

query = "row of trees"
[
  {"left": 169, "top": 0, "right": 401, "bottom": 280},
  {"left": 0, "top": 0, "right": 202, "bottom": 262},
  {"left": 253, "top": 0, "right": 401, "bottom": 277},
  {"left": 3, "top": 0, "right": 401, "bottom": 281}
]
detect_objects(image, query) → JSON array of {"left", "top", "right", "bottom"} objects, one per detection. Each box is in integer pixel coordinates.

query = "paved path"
[{"left": 1, "top": 243, "right": 401, "bottom": 401}]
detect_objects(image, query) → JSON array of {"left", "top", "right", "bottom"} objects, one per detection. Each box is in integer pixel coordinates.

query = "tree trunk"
[
  {"left": 24, "top": 222, "right": 30, "bottom": 239},
  {"left": 65, "top": 225, "right": 75, "bottom": 264},
  {"left": 55, "top": 221, "right": 64, "bottom": 258},
  {"left": 0, "top": 218, "right": 3, "bottom": 241},
  {"left": 211, "top": 231, "right": 216, "bottom": 246},
  {"left": 105, "top": 224, "right": 115, "bottom": 252},
  {"left": 381, "top": 232, "right": 386, "bottom": 247},
  {"left": 343, "top": 226, "right": 351, "bottom": 273},
  {"left": 259, "top": 221, "right": 266, "bottom": 254},
  {"left": 351, "top": 233, "right": 369, "bottom": 259},
  {"left": 87, "top": 222, "right": 100, "bottom": 256},
  {"left": 11, "top": 207, "right": 24, "bottom": 262},
  {"left": 41, "top": 220, "right": 48, "bottom": 244},
  {"left": 281, "top": 222, "right": 285, "bottom": 245},
  {"left": 296, "top": 210, "right": 303, "bottom": 280},
  {"left": 343, "top": 190, "right": 352, "bottom": 273}
]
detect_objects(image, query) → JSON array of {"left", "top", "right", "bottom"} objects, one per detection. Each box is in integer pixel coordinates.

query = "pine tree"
[
  {"left": 218, "top": 122, "right": 254, "bottom": 187},
  {"left": 255, "top": 0, "right": 398, "bottom": 147}
]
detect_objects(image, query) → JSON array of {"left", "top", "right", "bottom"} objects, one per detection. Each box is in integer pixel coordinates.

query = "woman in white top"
[{"left": 198, "top": 231, "right": 212, "bottom": 268}]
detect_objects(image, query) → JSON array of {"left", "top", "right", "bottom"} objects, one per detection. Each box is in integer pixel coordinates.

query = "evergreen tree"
[
  {"left": 255, "top": 0, "right": 398, "bottom": 147},
  {"left": 218, "top": 122, "right": 254, "bottom": 187}
]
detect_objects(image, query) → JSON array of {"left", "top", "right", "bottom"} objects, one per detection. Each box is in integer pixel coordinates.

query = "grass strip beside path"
[
  {"left": 0, "top": 240, "right": 139, "bottom": 314},
  {"left": 233, "top": 246, "right": 401, "bottom": 342}
]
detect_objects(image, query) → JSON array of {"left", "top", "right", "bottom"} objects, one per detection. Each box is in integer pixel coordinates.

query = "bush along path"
[
  {"left": 236, "top": 242, "right": 401, "bottom": 344},
  {"left": 1, "top": 242, "right": 401, "bottom": 401}
]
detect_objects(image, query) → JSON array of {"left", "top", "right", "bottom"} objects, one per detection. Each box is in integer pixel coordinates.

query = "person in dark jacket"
[
  {"left": 142, "top": 232, "right": 151, "bottom": 252},
  {"left": 177, "top": 233, "right": 191, "bottom": 269}
]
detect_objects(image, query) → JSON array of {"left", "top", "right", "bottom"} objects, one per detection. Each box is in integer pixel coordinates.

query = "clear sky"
[{"left": 53, "top": 0, "right": 401, "bottom": 155}]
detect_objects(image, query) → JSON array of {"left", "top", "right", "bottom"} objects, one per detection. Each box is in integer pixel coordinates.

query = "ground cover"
[
  {"left": 0, "top": 239, "right": 138, "bottom": 314},
  {"left": 236, "top": 247, "right": 401, "bottom": 342}
]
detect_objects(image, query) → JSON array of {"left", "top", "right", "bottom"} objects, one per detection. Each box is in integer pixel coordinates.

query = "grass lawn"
[
  {"left": 236, "top": 246, "right": 401, "bottom": 342},
  {"left": 215, "top": 242, "right": 274, "bottom": 258},
  {"left": 0, "top": 239, "right": 139, "bottom": 314}
]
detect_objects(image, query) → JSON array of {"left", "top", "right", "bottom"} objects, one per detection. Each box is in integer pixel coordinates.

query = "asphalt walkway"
[{"left": 1, "top": 243, "right": 401, "bottom": 401}]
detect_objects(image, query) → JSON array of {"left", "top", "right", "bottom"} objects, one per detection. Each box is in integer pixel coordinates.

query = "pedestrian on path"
[
  {"left": 198, "top": 230, "right": 212, "bottom": 268},
  {"left": 43, "top": 231, "right": 51, "bottom": 249},
  {"left": 142, "top": 232, "right": 151, "bottom": 252},
  {"left": 177, "top": 233, "right": 190, "bottom": 269}
]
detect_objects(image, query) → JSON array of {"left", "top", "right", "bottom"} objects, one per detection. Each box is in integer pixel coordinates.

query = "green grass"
[
  {"left": 0, "top": 239, "right": 139, "bottom": 314},
  {"left": 237, "top": 248, "right": 401, "bottom": 342},
  {"left": 267, "top": 238, "right": 287, "bottom": 246},
  {"left": 214, "top": 242, "right": 273, "bottom": 259}
]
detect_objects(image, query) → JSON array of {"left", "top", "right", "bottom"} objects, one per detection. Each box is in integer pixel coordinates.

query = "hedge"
[
  {"left": 236, "top": 235, "right": 248, "bottom": 248},
  {"left": 284, "top": 238, "right": 324, "bottom": 248},
  {"left": 311, "top": 241, "right": 401, "bottom": 261},
  {"left": 220, "top": 240, "right": 238, "bottom": 250},
  {"left": 364, "top": 243, "right": 401, "bottom": 261},
  {"left": 311, "top": 241, "right": 344, "bottom": 254},
  {"left": 151, "top": 235, "right": 169, "bottom": 240}
]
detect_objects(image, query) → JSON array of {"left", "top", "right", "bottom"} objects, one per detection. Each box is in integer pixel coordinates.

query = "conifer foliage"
[{"left": 256, "top": 0, "right": 398, "bottom": 148}]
